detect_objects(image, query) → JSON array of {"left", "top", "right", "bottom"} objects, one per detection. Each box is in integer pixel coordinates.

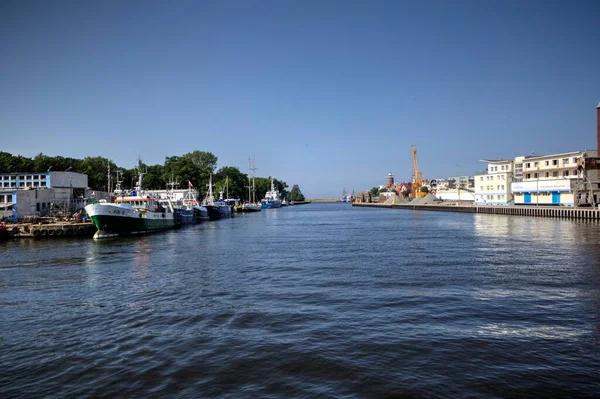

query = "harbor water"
[{"left": 1, "top": 203, "right": 599, "bottom": 397}]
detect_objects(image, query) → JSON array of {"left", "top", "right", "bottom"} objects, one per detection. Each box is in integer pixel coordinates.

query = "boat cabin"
[{"left": 115, "top": 196, "right": 168, "bottom": 212}]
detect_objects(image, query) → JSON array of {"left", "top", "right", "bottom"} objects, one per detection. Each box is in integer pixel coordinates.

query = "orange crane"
[{"left": 411, "top": 145, "right": 426, "bottom": 198}]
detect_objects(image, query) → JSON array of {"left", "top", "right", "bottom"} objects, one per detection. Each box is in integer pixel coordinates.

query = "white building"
[
  {"left": 474, "top": 160, "right": 514, "bottom": 205},
  {"left": 511, "top": 151, "right": 598, "bottom": 206}
]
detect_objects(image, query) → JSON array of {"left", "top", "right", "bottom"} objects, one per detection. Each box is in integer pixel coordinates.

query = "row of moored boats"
[{"left": 84, "top": 171, "right": 286, "bottom": 239}]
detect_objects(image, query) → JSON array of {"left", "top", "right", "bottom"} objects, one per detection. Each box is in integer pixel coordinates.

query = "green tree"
[
  {"left": 369, "top": 187, "right": 380, "bottom": 197},
  {"left": 142, "top": 164, "right": 165, "bottom": 190},
  {"left": 0, "top": 152, "right": 33, "bottom": 172},
  {"left": 288, "top": 184, "right": 305, "bottom": 202},
  {"left": 214, "top": 166, "right": 248, "bottom": 200},
  {"left": 162, "top": 151, "right": 218, "bottom": 194},
  {"left": 77, "top": 156, "right": 116, "bottom": 190},
  {"left": 420, "top": 186, "right": 429, "bottom": 193}
]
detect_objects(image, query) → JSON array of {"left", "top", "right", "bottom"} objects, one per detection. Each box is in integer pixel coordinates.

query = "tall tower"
[
  {"left": 597, "top": 101, "right": 600, "bottom": 152},
  {"left": 386, "top": 172, "right": 394, "bottom": 190}
]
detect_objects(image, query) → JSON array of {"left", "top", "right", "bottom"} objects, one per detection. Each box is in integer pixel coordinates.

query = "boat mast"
[
  {"left": 134, "top": 159, "right": 147, "bottom": 194},
  {"left": 107, "top": 163, "right": 112, "bottom": 194},
  {"left": 207, "top": 174, "right": 214, "bottom": 205},
  {"left": 247, "top": 158, "right": 252, "bottom": 203}
]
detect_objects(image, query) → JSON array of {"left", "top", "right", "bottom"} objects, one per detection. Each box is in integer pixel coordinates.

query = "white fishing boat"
[{"left": 85, "top": 168, "right": 176, "bottom": 239}]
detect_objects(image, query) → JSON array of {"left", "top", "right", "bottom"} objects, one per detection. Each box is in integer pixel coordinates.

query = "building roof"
[
  {"left": 521, "top": 150, "right": 589, "bottom": 160},
  {"left": 479, "top": 159, "right": 512, "bottom": 164}
]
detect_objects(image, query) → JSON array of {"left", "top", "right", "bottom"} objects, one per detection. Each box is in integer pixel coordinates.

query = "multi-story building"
[
  {"left": 511, "top": 150, "right": 598, "bottom": 206},
  {"left": 474, "top": 160, "right": 514, "bottom": 205},
  {"left": 448, "top": 175, "right": 474, "bottom": 190},
  {"left": 0, "top": 171, "right": 90, "bottom": 221}
]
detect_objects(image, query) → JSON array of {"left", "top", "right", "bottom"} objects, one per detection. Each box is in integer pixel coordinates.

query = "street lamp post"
[{"left": 536, "top": 166, "right": 539, "bottom": 206}]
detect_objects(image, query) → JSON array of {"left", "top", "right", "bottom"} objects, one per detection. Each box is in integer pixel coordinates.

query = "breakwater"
[{"left": 353, "top": 202, "right": 600, "bottom": 220}]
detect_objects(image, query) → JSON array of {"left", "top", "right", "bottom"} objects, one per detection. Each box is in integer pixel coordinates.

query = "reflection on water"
[{"left": 1, "top": 205, "right": 599, "bottom": 397}]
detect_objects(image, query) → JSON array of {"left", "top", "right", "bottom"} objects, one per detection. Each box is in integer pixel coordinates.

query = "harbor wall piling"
[{"left": 352, "top": 202, "right": 600, "bottom": 220}]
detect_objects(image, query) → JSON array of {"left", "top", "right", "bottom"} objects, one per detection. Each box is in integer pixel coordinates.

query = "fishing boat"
[
  {"left": 261, "top": 177, "right": 282, "bottom": 209},
  {"left": 181, "top": 182, "right": 209, "bottom": 222},
  {"left": 202, "top": 174, "right": 231, "bottom": 220},
  {"left": 241, "top": 159, "right": 262, "bottom": 213},
  {"left": 85, "top": 170, "right": 176, "bottom": 239},
  {"left": 159, "top": 178, "right": 195, "bottom": 225}
]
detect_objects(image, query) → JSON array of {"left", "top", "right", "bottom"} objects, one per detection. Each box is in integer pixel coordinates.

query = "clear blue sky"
[{"left": 2, "top": 0, "right": 599, "bottom": 197}]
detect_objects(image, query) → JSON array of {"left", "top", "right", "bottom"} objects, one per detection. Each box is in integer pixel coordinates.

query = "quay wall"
[{"left": 352, "top": 202, "right": 600, "bottom": 220}]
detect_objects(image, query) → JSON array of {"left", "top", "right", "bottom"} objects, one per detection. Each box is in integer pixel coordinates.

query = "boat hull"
[
  {"left": 261, "top": 200, "right": 281, "bottom": 209},
  {"left": 85, "top": 203, "right": 175, "bottom": 239},
  {"left": 205, "top": 205, "right": 231, "bottom": 220},
  {"left": 240, "top": 203, "right": 262, "bottom": 212},
  {"left": 175, "top": 208, "right": 195, "bottom": 225}
]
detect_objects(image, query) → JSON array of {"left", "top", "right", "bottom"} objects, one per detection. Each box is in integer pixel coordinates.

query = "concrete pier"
[
  {"left": 352, "top": 202, "right": 600, "bottom": 220},
  {"left": 2, "top": 222, "right": 97, "bottom": 239}
]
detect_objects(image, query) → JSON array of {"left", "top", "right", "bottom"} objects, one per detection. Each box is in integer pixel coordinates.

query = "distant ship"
[
  {"left": 261, "top": 178, "right": 282, "bottom": 209},
  {"left": 340, "top": 188, "right": 352, "bottom": 203}
]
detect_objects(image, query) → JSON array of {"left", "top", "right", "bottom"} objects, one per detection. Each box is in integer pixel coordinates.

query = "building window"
[
  {"left": 545, "top": 172, "right": 549, "bottom": 178},
  {"left": 553, "top": 160, "right": 558, "bottom": 165},
  {"left": 480, "top": 186, "right": 483, "bottom": 190},
  {"left": 526, "top": 173, "right": 531, "bottom": 179},
  {"left": 19, "top": 182, "right": 24, "bottom": 187},
  {"left": 34, "top": 175, "right": 39, "bottom": 180},
  {"left": 525, "top": 162, "right": 530, "bottom": 168},
  {"left": 563, "top": 170, "right": 569, "bottom": 177},
  {"left": 534, "top": 173, "right": 538, "bottom": 178},
  {"left": 501, "top": 185, "right": 504, "bottom": 190},
  {"left": 40, "top": 175, "right": 46, "bottom": 180},
  {"left": 553, "top": 171, "right": 558, "bottom": 177},
  {"left": 480, "top": 177, "right": 483, "bottom": 181},
  {"left": 40, "top": 182, "right": 46, "bottom": 187},
  {"left": 19, "top": 175, "right": 25, "bottom": 180},
  {"left": 562, "top": 158, "right": 569, "bottom": 164},
  {"left": 545, "top": 160, "right": 549, "bottom": 166},
  {"left": 534, "top": 161, "right": 539, "bottom": 167},
  {"left": 573, "top": 157, "right": 578, "bottom": 163}
]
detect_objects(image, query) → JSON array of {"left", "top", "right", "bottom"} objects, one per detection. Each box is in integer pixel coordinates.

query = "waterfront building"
[
  {"left": 511, "top": 150, "right": 598, "bottom": 206},
  {"left": 447, "top": 176, "right": 474, "bottom": 190},
  {"left": 0, "top": 171, "right": 92, "bottom": 221},
  {"left": 474, "top": 160, "right": 514, "bottom": 205}
]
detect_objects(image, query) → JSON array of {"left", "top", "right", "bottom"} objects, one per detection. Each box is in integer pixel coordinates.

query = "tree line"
[{"left": 0, "top": 151, "right": 305, "bottom": 202}]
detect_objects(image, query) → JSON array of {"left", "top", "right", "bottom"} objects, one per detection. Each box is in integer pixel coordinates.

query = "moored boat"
[
  {"left": 85, "top": 171, "right": 176, "bottom": 239},
  {"left": 202, "top": 174, "right": 231, "bottom": 220},
  {"left": 240, "top": 159, "right": 262, "bottom": 213},
  {"left": 261, "top": 177, "right": 282, "bottom": 209}
]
